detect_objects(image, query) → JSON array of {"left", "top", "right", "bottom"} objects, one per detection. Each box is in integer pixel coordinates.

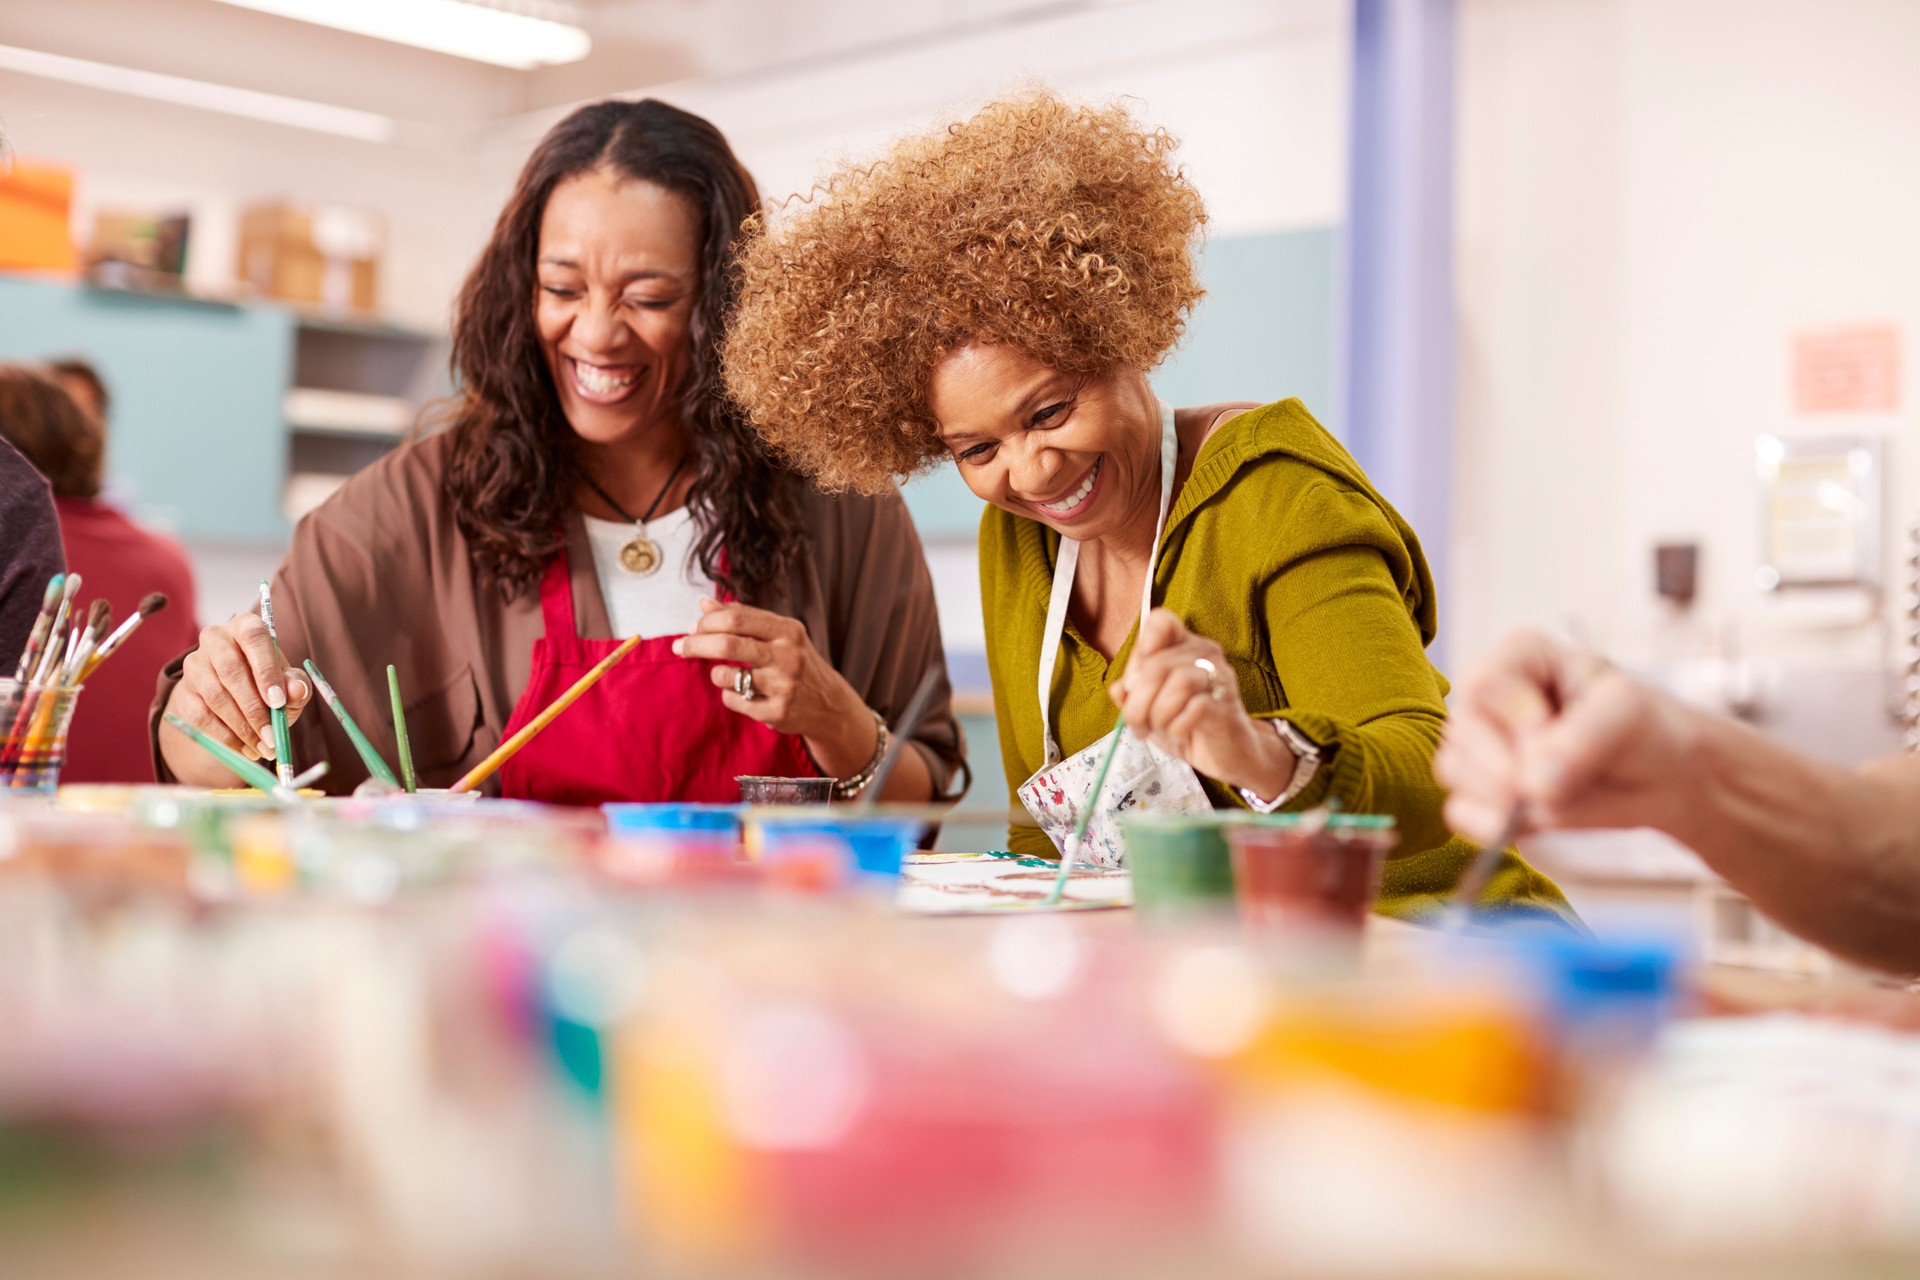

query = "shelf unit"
[
  {"left": 0, "top": 273, "right": 446, "bottom": 541},
  {"left": 283, "top": 315, "right": 448, "bottom": 522}
]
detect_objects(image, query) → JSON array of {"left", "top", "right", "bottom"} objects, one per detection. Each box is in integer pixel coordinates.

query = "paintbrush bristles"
[
  {"left": 62, "top": 600, "right": 113, "bottom": 684},
  {"left": 11, "top": 576, "right": 65, "bottom": 683},
  {"left": 33, "top": 575, "right": 82, "bottom": 684},
  {"left": 80, "top": 592, "right": 176, "bottom": 682}
]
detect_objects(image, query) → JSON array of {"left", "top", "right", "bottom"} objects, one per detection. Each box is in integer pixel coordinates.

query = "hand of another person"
[
  {"left": 1435, "top": 629, "right": 1699, "bottom": 843},
  {"left": 164, "top": 611, "right": 312, "bottom": 762},
  {"left": 1109, "top": 609, "right": 1294, "bottom": 798},
  {"left": 673, "top": 597, "right": 869, "bottom": 745}
]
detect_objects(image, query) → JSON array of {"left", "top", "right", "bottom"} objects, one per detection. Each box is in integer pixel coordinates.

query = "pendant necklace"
[{"left": 581, "top": 450, "right": 691, "bottom": 577}]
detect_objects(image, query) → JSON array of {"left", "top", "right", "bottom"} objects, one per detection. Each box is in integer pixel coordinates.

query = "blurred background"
[{"left": 3, "top": 0, "right": 1917, "bottom": 863}]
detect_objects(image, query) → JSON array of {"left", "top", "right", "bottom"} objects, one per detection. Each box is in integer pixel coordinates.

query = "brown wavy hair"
[
  {"left": 723, "top": 91, "right": 1206, "bottom": 494},
  {"left": 445, "top": 98, "right": 800, "bottom": 600},
  {"left": 0, "top": 364, "right": 104, "bottom": 499}
]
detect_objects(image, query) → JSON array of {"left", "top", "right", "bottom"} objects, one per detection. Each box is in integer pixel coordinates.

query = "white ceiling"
[{"left": 0, "top": 0, "right": 1116, "bottom": 143}]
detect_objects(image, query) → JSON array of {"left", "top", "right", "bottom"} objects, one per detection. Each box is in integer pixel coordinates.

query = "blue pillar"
[{"left": 1340, "top": 0, "right": 1457, "bottom": 666}]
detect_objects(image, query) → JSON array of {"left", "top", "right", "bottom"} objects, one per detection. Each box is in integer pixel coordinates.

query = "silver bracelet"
[
  {"left": 832, "top": 707, "right": 889, "bottom": 800},
  {"left": 1238, "top": 719, "right": 1323, "bottom": 814}
]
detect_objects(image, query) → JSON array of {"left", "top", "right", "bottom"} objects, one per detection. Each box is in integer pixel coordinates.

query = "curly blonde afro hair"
[{"left": 722, "top": 90, "right": 1207, "bottom": 494}]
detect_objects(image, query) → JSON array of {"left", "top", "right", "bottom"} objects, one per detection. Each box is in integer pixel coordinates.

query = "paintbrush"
[
  {"left": 62, "top": 600, "right": 111, "bottom": 685},
  {"left": 257, "top": 581, "right": 295, "bottom": 789},
  {"left": 79, "top": 593, "right": 168, "bottom": 680},
  {"left": 388, "top": 665, "right": 416, "bottom": 793},
  {"left": 164, "top": 711, "right": 281, "bottom": 794},
  {"left": 304, "top": 658, "right": 398, "bottom": 787},
  {"left": 32, "top": 574, "right": 82, "bottom": 685},
  {"left": 11, "top": 575, "right": 63, "bottom": 683},
  {"left": 9, "top": 602, "right": 102, "bottom": 780},
  {"left": 1042, "top": 714, "right": 1129, "bottom": 907},
  {"left": 855, "top": 665, "right": 943, "bottom": 811},
  {"left": 452, "top": 634, "right": 642, "bottom": 793},
  {"left": 1439, "top": 806, "right": 1523, "bottom": 934},
  {"left": 2, "top": 578, "right": 84, "bottom": 769}
]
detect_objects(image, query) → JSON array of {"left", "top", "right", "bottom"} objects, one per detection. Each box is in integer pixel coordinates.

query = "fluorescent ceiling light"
[
  {"left": 209, "top": 0, "right": 592, "bottom": 70},
  {"left": 0, "top": 43, "right": 396, "bottom": 142}
]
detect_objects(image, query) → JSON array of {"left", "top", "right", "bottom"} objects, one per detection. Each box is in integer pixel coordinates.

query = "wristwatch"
[{"left": 1238, "top": 718, "right": 1324, "bottom": 814}]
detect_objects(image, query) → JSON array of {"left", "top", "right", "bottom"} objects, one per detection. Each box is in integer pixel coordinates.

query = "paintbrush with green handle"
[
  {"left": 164, "top": 711, "right": 281, "bottom": 794},
  {"left": 304, "top": 659, "right": 398, "bottom": 788},
  {"left": 387, "top": 665, "right": 416, "bottom": 793},
  {"left": 1042, "top": 714, "right": 1128, "bottom": 908},
  {"left": 257, "top": 581, "right": 296, "bottom": 789}
]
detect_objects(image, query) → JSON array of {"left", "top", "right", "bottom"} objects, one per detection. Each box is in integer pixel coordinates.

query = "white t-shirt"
[{"left": 581, "top": 508, "right": 716, "bottom": 639}]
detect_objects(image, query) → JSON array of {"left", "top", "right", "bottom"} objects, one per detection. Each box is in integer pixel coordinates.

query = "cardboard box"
[
  {"left": 87, "top": 209, "right": 191, "bottom": 276},
  {"left": 0, "top": 159, "right": 78, "bottom": 273},
  {"left": 237, "top": 202, "right": 382, "bottom": 313}
]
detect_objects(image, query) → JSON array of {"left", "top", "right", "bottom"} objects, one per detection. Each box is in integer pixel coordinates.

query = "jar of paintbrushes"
[{"left": 2, "top": 574, "right": 171, "bottom": 796}]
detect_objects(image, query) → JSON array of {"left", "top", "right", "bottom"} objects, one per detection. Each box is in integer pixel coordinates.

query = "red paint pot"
[{"left": 1226, "top": 815, "right": 1397, "bottom": 934}]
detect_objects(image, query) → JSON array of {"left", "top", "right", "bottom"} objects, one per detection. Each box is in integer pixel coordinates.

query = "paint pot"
[
  {"left": 601, "top": 803, "right": 748, "bottom": 887},
  {"left": 737, "top": 775, "right": 835, "bottom": 806},
  {"left": 1225, "top": 815, "right": 1396, "bottom": 935},
  {"left": 1120, "top": 812, "right": 1240, "bottom": 917},
  {"left": 746, "top": 813, "right": 924, "bottom": 883},
  {"left": 604, "top": 802, "right": 743, "bottom": 841}
]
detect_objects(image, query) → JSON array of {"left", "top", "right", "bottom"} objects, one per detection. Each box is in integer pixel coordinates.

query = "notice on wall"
[{"left": 1792, "top": 324, "right": 1900, "bottom": 414}]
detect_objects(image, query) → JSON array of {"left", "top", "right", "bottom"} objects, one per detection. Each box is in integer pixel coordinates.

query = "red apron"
[{"left": 498, "top": 550, "right": 816, "bottom": 806}]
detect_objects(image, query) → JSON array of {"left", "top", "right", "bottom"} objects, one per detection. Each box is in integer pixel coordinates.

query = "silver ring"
[
  {"left": 1193, "top": 657, "right": 1225, "bottom": 702},
  {"left": 734, "top": 667, "right": 757, "bottom": 701}
]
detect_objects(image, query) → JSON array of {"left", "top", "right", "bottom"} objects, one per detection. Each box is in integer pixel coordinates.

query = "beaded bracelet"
[{"left": 832, "top": 706, "right": 890, "bottom": 800}]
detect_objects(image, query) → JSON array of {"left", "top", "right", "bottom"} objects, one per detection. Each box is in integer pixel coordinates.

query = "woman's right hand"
[
  {"left": 160, "top": 611, "right": 312, "bottom": 773},
  {"left": 1435, "top": 629, "right": 1697, "bottom": 842}
]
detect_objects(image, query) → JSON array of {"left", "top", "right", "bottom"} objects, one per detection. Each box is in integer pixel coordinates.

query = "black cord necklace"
[{"left": 580, "top": 450, "right": 691, "bottom": 576}]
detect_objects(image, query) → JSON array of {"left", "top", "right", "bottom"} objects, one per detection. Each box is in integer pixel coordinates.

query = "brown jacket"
[{"left": 150, "top": 432, "right": 967, "bottom": 798}]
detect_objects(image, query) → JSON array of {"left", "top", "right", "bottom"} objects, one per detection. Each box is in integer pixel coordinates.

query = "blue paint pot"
[
  {"left": 602, "top": 802, "right": 742, "bottom": 841},
  {"left": 748, "top": 814, "right": 924, "bottom": 880}
]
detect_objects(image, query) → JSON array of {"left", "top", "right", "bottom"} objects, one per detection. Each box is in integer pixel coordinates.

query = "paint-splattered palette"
[{"left": 897, "top": 850, "right": 1131, "bottom": 914}]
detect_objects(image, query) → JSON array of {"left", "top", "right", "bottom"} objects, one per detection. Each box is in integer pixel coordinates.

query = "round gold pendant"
[{"left": 620, "top": 535, "right": 663, "bottom": 576}]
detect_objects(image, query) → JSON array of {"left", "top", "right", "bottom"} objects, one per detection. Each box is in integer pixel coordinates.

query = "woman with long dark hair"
[{"left": 152, "top": 100, "right": 965, "bottom": 804}]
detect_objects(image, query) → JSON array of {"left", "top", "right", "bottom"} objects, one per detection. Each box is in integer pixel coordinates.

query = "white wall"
[
  {"left": 492, "top": 0, "right": 1350, "bottom": 240},
  {"left": 1456, "top": 0, "right": 1920, "bottom": 677}
]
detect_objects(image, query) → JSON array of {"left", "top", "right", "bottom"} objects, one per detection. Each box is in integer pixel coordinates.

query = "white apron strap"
[{"left": 1035, "top": 401, "right": 1181, "bottom": 766}]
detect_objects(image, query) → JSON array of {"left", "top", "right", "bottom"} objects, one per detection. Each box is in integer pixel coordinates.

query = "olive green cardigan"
[{"left": 979, "top": 399, "right": 1576, "bottom": 929}]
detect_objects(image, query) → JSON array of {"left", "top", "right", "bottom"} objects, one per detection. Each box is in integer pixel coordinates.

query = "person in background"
[
  {"left": 1437, "top": 629, "right": 1920, "bottom": 973},
  {"left": 48, "top": 356, "right": 109, "bottom": 432},
  {"left": 0, "top": 365, "right": 198, "bottom": 783},
  {"left": 723, "top": 91, "right": 1571, "bottom": 929},
  {"left": 153, "top": 99, "right": 964, "bottom": 804},
  {"left": 0, "top": 430, "right": 64, "bottom": 669}
]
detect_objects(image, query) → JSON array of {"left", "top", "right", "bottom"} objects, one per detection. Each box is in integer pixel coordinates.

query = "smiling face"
[
  {"left": 927, "top": 344, "right": 1161, "bottom": 545},
  {"left": 535, "top": 168, "right": 700, "bottom": 448}
]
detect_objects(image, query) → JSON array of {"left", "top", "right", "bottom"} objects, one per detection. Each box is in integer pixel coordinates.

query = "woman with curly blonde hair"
[{"left": 726, "top": 91, "right": 1571, "bottom": 928}]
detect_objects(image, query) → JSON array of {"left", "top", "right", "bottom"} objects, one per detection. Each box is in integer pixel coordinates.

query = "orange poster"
[{"left": 1793, "top": 324, "right": 1900, "bottom": 414}]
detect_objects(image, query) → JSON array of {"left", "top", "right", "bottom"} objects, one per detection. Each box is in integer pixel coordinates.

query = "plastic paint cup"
[
  {"left": 736, "top": 775, "right": 835, "bottom": 806},
  {"left": 746, "top": 814, "right": 924, "bottom": 882},
  {"left": 1120, "top": 812, "right": 1240, "bottom": 916},
  {"left": 603, "top": 802, "right": 743, "bottom": 842},
  {"left": 1225, "top": 815, "right": 1396, "bottom": 934}
]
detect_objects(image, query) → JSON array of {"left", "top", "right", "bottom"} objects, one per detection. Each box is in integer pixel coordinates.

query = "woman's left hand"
[
  {"left": 1110, "top": 608, "right": 1294, "bottom": 799},
  {"left": 672, "top": 597, "right": 877, "bottom": 773}
]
